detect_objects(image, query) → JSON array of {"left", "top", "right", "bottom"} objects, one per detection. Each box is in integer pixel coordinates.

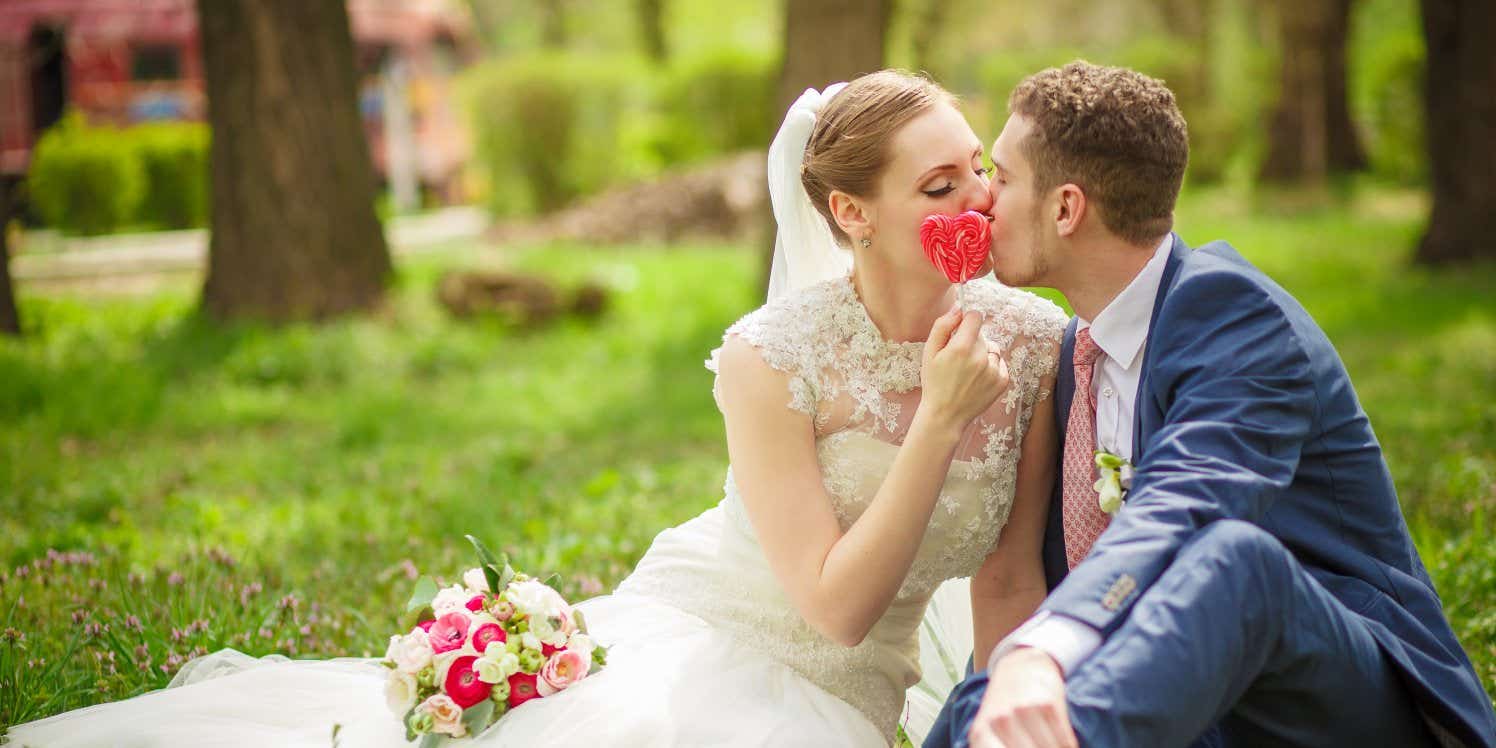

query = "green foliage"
[
  {"left": 132, "top": 123, "right": 211, "bottom": 230},
  {"left": 27, "top": 115, "right": 146, "bottom": 236},
  {"left": 1351, "top": 0, "right": 1427, "bottom": 184},
  {"left": 648, "top": 48, "right": 777, "bottom": 167},
  {"left": 25, "top": 116, "right": 210, "bottom": 235},
  {"left": 461, "top": 54, "right": 657, "bottom": 217},
  {"left": 461, "top": 48, "right": 775, "bottom": 218}
]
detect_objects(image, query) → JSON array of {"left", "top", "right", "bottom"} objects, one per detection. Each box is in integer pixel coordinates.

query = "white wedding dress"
[{"left": 6, "top": 275, "right": 1064, "bottom": 748}]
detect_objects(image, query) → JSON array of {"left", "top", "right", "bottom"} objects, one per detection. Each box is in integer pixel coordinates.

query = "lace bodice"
[
  {"left": 709, "top": 275, "right": 1065, "bottom": 594},
  {"left": 618, "top": 274, "right": 1066, "bottom": 740}
]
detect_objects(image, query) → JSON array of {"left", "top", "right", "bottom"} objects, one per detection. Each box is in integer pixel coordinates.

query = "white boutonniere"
[{"left": 1093, "top": 450, "right": 1133, "bottom": 515}]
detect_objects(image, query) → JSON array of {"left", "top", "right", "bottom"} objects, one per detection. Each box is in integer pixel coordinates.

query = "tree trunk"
[
  {"left": 635, "top": 0, "right": 668, "bottom": 63},
  {"left": 541, "top": 1, "right": 568, "bottom": 49},
  {"left": 1259, "top": 0, "right": 1367, "bottom": 183},
  {"left": 0, "top": 177, "right": 21, "bottom": 337},
  {"left": 1416, "top": 0, "right": 1496, "bottom": 264},
  {"left": 776, "top": 0, "right": 891, "bottom": 114},
  {"left": 196, "top": 0, "right": 392, "bottom": 323},
  {"left": 764, "top": 0, "right": 892, "bottom": 291}
]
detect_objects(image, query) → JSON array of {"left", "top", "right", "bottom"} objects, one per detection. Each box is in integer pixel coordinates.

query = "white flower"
[
  {"left": 566, "top": 633, "right": 596, "bottom": 660},
  {"left": 507, "top": 579, "right": 564, "bottom": 618},
  {"left": 384, "top": 670, "right": 419, "bottom": 714},
  {"left": 462, "top": 567, "right": 490, "bottom": 593},
  {"left": 1092, "top": 449, "right": 1131, "bottom": 516},
  {"left": 431, "top": 584, "right": 472, "bottom": 615},
  {"left": 420, "top": 694, "right": 467, "bottom": 738},
  {"left": 385, "top": 630, "right": 433, "bottom": 674},
  {"left": 473, "top": 656, "right": 504, "bottom": 684},
  {"left": 529, "top": 614, "right": 558, "bottom": 642},
  {"left": 1095, "top": 473, "right": 1124, "bottom": 515},
  {"left": 474, "top": 650, "right": 520, "bottom": 683}
]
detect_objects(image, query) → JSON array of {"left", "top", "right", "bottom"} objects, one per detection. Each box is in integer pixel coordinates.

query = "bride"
[{"left": 5, "top": 70, "right": 1065, "bottom": 747}]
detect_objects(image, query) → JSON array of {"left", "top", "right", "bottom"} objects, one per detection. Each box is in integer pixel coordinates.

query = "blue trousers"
[{"left": 923, "top": 520, "right": 1434, "bottom": 748}]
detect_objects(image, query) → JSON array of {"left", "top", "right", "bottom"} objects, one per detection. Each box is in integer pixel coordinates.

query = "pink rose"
[
  {"left": 442, "top": 655, "right": 492, "bottom": 709},
  {"left": 427, "top": 611, "right": 471, "bottom": 654},
  {"left": 469, "top": 621, "right": 506, "bottom": 652},
  {"left": 419, "top": 693, "right": 467, "bottom": 738},
  {"left": 417, "top": 619, "right": 435, "bottom": 632},
  {"left": 536, "top": 649, "right": 590, "bottom": 696},
  {"left": 507, "top": 671, "right": 540, "bottom": 708}
]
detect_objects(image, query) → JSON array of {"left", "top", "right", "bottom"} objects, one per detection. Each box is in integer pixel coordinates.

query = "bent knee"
[{"left": 1188, "top": 519, "right": 1290, "bottom": 569}]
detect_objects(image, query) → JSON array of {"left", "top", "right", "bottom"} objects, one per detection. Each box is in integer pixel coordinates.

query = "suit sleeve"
[{"left": 1037, "top": 270, "right": 1318, "bottom": 635}]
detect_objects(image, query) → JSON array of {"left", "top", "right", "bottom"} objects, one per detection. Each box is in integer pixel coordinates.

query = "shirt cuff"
[{"left": 986, "top": 611, "right": 1102, "bottom": 677}]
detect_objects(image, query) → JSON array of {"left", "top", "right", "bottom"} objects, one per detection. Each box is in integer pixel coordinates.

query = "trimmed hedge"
[{"left": 27, "top": 115, "right": 209, "bottom": 236}]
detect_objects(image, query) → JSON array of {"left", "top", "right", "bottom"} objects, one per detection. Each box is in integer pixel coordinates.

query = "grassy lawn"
[{"left": 2, "top": 186, "right": 1493, "bottom": 733}]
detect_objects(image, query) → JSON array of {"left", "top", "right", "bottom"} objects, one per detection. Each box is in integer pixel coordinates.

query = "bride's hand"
[{"left": 920, "top": 309, "right": 1011, "bottom": 430}]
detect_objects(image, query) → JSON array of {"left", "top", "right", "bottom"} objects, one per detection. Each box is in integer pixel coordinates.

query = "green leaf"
[
  {"left": 406, "top": 576, "right": 438, "bottom": 613},
  {"left": 418, "top": 734, "right": 442, "bottom": 748},
  {"left": 461, "top": 699, "right": 495, "bottom": 735},
  {"left": 400, "top": 604, "right": 434, "bottom": 632},
  {"left": 498, "top": 562, "right": 516, "bottom": 591},
  {"left": 540, "top": 573, "right": 561, "bottom": 590},
  {"left": 572, "top": 608, "right": 590, "bottom": 635},
  {"left": 467, "top": 535, "right": 507, "bottom": 593}
]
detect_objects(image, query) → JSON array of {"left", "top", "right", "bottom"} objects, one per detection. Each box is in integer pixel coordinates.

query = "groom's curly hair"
[{"left": 1009, "top": 61, "right": 1189, "bottom": 246}]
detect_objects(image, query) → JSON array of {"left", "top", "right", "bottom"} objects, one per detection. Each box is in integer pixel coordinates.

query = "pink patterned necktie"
[{"left": 1062, "top": 327, "right": 1111, "bottom": 569}]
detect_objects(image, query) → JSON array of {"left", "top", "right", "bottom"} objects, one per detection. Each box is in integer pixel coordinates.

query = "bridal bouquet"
[{"left": 381, "top": 536, "right": 608, "bottom": 743}]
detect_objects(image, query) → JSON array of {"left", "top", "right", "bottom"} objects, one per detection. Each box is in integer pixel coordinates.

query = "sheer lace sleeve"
[{"left": 705, "top": 284, "right": 840, "bottom": 418}]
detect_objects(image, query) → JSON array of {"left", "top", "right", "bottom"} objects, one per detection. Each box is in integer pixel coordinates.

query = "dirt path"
[{"left": 12, "top": 206, "right": 488, "bottom": 295}]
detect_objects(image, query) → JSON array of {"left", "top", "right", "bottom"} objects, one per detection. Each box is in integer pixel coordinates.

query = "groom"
[{"left": 925, "top": 62, "right": 1496, "bottom": 747}]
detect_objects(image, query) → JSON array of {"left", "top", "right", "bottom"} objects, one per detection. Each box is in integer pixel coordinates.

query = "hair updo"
[{"left": 800, "top": 70, "right": 955, "bottom": 245}]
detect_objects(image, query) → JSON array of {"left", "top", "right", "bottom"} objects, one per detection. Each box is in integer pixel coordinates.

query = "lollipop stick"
[{"left": 957, "top": 282, "right": 965, "bottom": 309}]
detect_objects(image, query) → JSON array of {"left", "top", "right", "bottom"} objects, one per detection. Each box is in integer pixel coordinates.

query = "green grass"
[{"left": 1, "top": 186, "right": 1493, "bottom": 735}]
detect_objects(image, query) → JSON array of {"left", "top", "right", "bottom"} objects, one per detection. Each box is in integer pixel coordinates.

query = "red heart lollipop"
[{"left": 920, "top": 211, "right": 991, "bottom": 285}]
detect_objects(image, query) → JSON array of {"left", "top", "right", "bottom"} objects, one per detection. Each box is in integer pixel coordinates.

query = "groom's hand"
[{"left": 968, "top": 647, "right": 1078, "bottom": 748}]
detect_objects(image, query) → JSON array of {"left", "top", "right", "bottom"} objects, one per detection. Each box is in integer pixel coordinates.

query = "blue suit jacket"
[{"left": 1040, "top": 235, "right": 1496, "bottom": 745}]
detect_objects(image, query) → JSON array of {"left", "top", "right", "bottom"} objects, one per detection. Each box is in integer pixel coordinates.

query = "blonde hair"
[{"left": 800, "top": 69, "right": 955, "bottom": 245}]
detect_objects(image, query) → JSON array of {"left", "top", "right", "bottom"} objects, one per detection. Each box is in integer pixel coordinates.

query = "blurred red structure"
[{"left": 0, "top": 0, "right": 476, "bottom": 203}]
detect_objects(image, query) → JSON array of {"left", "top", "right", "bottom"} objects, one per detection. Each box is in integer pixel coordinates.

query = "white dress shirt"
[{"left": 989, "top": 235, "right": 1174, "bottom": 676}]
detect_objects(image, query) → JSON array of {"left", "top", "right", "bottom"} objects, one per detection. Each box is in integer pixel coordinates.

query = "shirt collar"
[{"left": 1077, "top": 234, "right": 1173, "bottom": 370}]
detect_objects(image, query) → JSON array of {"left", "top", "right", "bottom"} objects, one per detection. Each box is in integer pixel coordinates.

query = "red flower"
[
  {"left": 507, "top": 671, "right": 541, "bottom": 708},
  {"left": 417, "top": 619, "right": 435, "bottom": 632},
  {"left": 541, "top": 642, "right": 561, "bottom": 657},
  {"left": 470, "top": 622, "right": 506, "bottom": 652},
  {"left": 442, "top": 655, "right": 492, "bottom": 709},
  {"left": 465, "top": 595, "right": 486, "bottom": 612}
]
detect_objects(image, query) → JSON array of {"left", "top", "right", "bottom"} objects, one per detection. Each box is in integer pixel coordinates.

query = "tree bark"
[
  {"left": 764, "top": 0, "right": 892, "bottom": 290},
  {"left": 1416, "top": 0, "right": 1496, "bottom": 264},
  {"left": 1259, "top": 0, "right": 1367, "bottom": 183},
  {"left": 0, "top": 177, "right": 21, "bottom": 337},
  {"left": 196, "top": 0, "right": 392, "bottom": 323},
  {"left": 541, "top": 1, "right": 568, "bottom": 49},
  {"left": 635, "top": 0, "right": 668, "bottom": 63},
  {"left": 776, "top": 0, "right": 891, "bottom": 115}
]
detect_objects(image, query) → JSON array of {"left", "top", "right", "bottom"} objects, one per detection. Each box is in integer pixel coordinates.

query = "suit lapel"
[{"left": 1131, "top": 234, "right": 1190, "bottom": 460}]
